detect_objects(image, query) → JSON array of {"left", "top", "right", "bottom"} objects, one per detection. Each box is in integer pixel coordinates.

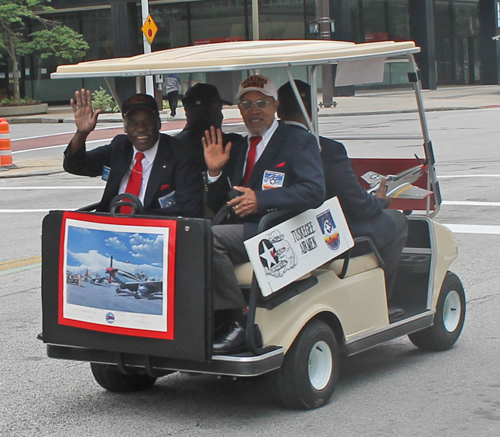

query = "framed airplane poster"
[{"left": 58, "top": 211, "right": 177, "bottom": 339}]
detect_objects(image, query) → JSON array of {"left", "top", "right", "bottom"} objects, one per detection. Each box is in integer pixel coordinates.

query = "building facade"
[{"left": 2, "top": 0, "right": 499, "bottom": 102}]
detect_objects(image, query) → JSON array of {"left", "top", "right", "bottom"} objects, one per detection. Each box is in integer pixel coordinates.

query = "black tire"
[
  {"left": 268, "top": 319, "right": 339, "bottom": 410},
  {"left": 90, "top": 363, "right": 157, "bottom": 393},
  {"left": 408, "top": 272, "right": 465, "bottom": 351}
]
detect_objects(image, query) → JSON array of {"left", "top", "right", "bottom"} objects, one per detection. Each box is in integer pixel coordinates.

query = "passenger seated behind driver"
[
  {"left": 176, "top": 83, "right": 242, "bottom": 172},
  {"left": 63, "top": 89, "right": 203, "bottom": 217},
  {"left": 277, "top": 80, "right": 408, "bottom": 302},
  {"left": 203, "top": 75, "right": 325, "bottom": 354}
]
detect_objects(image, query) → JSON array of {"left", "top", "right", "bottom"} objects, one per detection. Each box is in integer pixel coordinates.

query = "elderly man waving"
[{"left": 203, "top": 75, "right": 325, "bottom": 354}]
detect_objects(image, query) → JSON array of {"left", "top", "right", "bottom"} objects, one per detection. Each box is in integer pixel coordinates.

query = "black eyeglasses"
[{"left": 238, "top": 100, "right": 273, "bottom": 110}]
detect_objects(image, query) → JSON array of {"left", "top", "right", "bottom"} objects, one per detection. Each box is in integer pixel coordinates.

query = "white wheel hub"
[
  {"left": 308, "top": 340, "right": 333, "bottom": 390},
  {"left": 443, "top": 290, "right": 461, "bottom": 332}
]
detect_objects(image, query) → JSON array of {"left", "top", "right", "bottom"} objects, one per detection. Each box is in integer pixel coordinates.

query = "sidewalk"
[{"left": 1, "top": 84, "right": 499, "bottom": 178}]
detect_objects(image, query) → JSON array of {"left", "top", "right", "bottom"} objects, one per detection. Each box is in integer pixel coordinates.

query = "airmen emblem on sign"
[
  {"left": 258, "top": 230, "right": 297, "bottom": 277},
  {"left": 316, "top": 210, "right": 340, "bottom": 250}
]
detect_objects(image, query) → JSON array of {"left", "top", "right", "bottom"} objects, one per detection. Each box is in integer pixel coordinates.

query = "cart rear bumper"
[{"left": 47, "top": 344, "right": 285, "bottom": 377}]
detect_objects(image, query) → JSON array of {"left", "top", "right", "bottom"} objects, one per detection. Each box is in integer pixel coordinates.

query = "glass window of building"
[
  {"left": 190, "top": 0, "right": 246, "bottom": 42},
  {"left": 435, "top": 0, "right": 480, "bottom": 85},
  {"left": 350, "top": 0, "right": 409, "bottom": 42},
  {"left": 151, "top": 3, "right": 189, "bottom": 49},
  {"left": 259, "top": 0, "right": 306, "bottom": 40}
]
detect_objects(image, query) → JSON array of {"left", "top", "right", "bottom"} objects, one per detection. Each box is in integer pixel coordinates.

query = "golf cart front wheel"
[
  {"left": 90, "top": 363, "right": 157, "bottom": 393},
  {"left": 408, "top": 271, "right": 465, "bottom": 351},
  {"left": 269, "top": 319, "right": 339, "bottom": 410}
]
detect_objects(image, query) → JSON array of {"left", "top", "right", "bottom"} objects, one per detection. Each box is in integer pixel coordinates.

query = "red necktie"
[
  {"left": 122, "top": 152, "right": 145, "bottom": 213},
  {"left": 243, "top": 136, "right": 261, "bottom": 186}
]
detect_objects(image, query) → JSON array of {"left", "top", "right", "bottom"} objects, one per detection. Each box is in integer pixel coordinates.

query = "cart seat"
[
  {"left": 234, "top": 262, "right": 311, "bottom": 287},
  {"left": 320, "top": 253, "right": 379, "bottom": 278}
]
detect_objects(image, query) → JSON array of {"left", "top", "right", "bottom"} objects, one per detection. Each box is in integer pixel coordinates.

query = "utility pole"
[
  {"left": 317, "top": 0, "right": 334, "bottom": 107},
  {"left": 252, "top": 0, "right": 259, "bottom": 40},
  {"left": 140, "top": 0, "right": 154, "bottom": 96}
]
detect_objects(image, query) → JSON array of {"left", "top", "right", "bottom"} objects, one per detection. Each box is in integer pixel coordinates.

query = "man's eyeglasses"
[{"left": 238, "top": 100, "right": 273, "bottom": 110}]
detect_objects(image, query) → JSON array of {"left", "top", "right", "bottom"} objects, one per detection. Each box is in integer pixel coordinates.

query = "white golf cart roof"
[
  {"left": 52, "top": 39, "right": 439, "bottom": 216},
  {"left": 52, "top": 40, "right": 419, "bottom": 78}
]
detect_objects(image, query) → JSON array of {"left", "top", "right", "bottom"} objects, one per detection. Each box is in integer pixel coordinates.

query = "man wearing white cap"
[{"left": 203, "top": 75, "right": 325, "bottom": 354}]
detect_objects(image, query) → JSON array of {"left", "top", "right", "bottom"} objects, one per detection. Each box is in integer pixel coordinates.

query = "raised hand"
[
  {"left": 71, "top": 88, "right": 101, "bottom": 135},
  {"left": 202, "top": 126, "right": 232, "bottom": 177}
]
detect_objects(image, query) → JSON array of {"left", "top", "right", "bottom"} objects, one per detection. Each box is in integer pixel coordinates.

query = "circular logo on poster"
[{"left": 106, "top": 312, "right": 115, "bottom": 324}]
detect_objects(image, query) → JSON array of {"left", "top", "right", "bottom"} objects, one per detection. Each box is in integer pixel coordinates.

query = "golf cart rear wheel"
[
  {"left": 269, "top": 319, "right": 339, "bottom": 410},
  {"left": 90, "top": 363, "right": 157, "bottom": 392},
  {"left": 408, "top": 272, "right": 465, "bottom": 351}
]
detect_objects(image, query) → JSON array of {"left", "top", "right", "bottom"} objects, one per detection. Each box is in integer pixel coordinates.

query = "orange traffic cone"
[{"left": 0, "top": 118, "right": 13, "bottom": 168}]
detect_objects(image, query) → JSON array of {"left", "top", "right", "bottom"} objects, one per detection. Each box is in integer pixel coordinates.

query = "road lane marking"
[
  {"left": 11, "top": 125, "right": 124, "bottom": 142},
  {"left": 442, "top": 200, "right": 500, "bottom": 206},
  {"left": 12, "top": 128, "right": 182, "bottom": 154},
  {"left": 443, "top": 224, "right": 500, "bottom": 235},
  {"left": 438, "top": 174, "right": 500, "bottom": 179},
  {"left": 13, "top": 141, "right": 106, "bottom": 154},
  {"left": 0, "top": 209, "right": 73, "bottom": 212},
  {"left": 0, "top": 256, "right": 42, "bottom": 275},
  {"left": 0, "top": 186, "right": 103, "bottom": 190}
]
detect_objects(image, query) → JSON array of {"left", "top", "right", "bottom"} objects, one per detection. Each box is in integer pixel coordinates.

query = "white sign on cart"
[{"left": 244, "top": 197, "right": 354, "bottom": 297}]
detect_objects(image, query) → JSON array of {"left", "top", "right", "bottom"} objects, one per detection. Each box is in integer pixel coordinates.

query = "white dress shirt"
[{"left": 118, "top": 139, "right": 159, "bottom": 203}]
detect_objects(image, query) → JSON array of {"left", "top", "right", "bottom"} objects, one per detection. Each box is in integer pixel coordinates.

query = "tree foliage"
[{"left": 0, "top": 0, "right": 89, "bottom": 101}]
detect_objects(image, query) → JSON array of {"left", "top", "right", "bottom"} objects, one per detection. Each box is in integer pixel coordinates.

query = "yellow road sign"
[{"left": 142, "top": 14, "right": 158, "bottom": 45}]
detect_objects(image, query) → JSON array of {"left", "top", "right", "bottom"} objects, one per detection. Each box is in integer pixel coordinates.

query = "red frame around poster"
[{"left": 58, "top": 212, "right": 177, "bottom": 340}]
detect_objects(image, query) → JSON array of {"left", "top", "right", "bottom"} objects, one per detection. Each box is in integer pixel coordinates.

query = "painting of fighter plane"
[
  {"left": 106, "top": 256, "right": 163, "bottom": 300},
  {"left": 361, "top": 159, "right": 433, "bottom": 200}
]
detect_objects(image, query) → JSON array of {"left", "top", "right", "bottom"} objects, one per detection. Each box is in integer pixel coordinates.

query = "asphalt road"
[{"left": 1, "top": 109, "right": 500, "bottom": 436}]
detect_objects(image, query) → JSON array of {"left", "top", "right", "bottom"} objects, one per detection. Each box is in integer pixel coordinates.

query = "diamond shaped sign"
[{"left": 142, "top": 14, "right": 158, "bottom": 45}]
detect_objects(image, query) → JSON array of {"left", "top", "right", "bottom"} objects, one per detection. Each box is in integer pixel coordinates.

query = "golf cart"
[{"left": 41, "top": 40, "right": 465, "bottom": 410}]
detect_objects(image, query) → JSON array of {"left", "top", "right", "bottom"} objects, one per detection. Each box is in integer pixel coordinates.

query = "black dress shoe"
[
  {"left": 389, "top": 307, "right": 405, "bottom": 322},
  {"left": 213, "top": 321, "right": 263, "bottom": 355}
]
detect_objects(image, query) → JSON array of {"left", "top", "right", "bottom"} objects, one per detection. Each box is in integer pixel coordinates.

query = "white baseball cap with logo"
[{"left": 235, "top": 75, "right": 278, "bottom": 101}]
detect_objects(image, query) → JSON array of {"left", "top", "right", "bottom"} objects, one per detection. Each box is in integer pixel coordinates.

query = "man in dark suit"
[
  {"left": 277, "top": 80, "right": 407, "bottom": 307},
  {"left": 176, "top": 83, "right": 242, "bottom": 171},
  {"left": 203, "top": 75, "right": 325, "bottom": 353},
  {"left": 63, "top": 89, "right": 203, "bottom": 217}
]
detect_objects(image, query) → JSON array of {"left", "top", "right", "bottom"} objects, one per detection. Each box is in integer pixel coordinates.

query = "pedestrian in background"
[{"left": 164, "top": 74, "right": 181, "bottom": 117}]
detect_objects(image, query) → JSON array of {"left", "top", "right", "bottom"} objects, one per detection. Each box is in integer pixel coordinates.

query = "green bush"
[
  {"left": 92, "top": 87, "right": 120, "bottom": 113},
  {"left": 0, "top": 97, "right": 41, "bottom": 107}
]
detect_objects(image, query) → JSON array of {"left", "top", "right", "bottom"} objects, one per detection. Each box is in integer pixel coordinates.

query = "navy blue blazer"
[
  {"left": 63, "top": 133, "right": 203, "bottom": 217},
  {"left": 207, "top": 121, "right": 325, "bottom": 237},
  {"left": 319, "top": 136, "right": 396, "bottom": 247},
  {"left": 175, "top": 123, "right": 243, "bottom": 172}
]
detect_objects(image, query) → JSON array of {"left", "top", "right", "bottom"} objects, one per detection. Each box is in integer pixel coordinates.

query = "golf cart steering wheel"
[{"left": 110, "top": 193, "right": 145, "bottom": 216}]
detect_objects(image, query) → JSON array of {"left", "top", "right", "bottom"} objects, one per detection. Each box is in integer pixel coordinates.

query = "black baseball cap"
[
  {"left": 277, "top": 80, "right": 311, "bottom": 105},
  {"left": 121, "top": 93, "right": 159, "bottom": 116},
  {"left": 182, "top": 83, "right": 232, "bottom": 107}
]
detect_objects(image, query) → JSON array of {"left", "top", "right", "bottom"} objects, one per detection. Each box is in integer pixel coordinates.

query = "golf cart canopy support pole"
[{"left": 407, "top": 53, "right": 441, "bottom": 217}]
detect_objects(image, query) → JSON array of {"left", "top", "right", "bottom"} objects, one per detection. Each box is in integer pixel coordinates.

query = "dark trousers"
[
  {"left": 167, "top": 91, "right": 179, "bottom": 116},
  {"left": 351, "top": 209, "right": 407, "bottom": 300},
  {"left": 212, "top": 224, "right": 248, "bottom": 310}
]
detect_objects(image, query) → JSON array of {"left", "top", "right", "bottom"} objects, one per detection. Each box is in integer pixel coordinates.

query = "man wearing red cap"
[
  {"left": 203, "top": 75, "right": 325, "bottom": 354},
  {"left": 63, "top": 88, "right": 203, "bottom": 217}
]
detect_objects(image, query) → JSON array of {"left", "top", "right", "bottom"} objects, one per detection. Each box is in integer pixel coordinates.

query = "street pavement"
[{"left": 0, "top": 84, "right": 498, "bottom": 179}]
